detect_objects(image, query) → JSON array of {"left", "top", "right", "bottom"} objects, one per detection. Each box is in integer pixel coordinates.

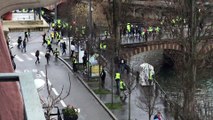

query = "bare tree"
[
  {"left": 153, "top": 0, "right": 213, "bottom": 119},
  {"left": 121, "top": 66, "right": 137, "bottom": 120},
  {"left": 136, "top": 84, "right": 160, "bottom": 120},
  {"left": 40, "top": 65, "right": 72, "bottom": 120}
]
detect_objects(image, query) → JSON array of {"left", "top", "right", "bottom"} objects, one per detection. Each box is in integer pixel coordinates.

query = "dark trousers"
[
  {"left": 115, "top": 79, "right": 120, "bottom": 95},
  {"left": 46, "top": 58, "right": 50, "bottom": 64},
  {"left": 101, "top": 78, "right": 105, "bottom": 88},
  {"left": 73, "top": 63, "right": 77, "bottom": 72},
  {"left": 35, "top": 56, "right": 40, "bottom": 64}
]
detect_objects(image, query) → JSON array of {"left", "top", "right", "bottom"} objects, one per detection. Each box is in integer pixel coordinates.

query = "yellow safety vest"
[
  {"left": 54, "top": 50, "right": 59, "bottom": 55},
  {"left": 100, "top": 43, "right": 106, "bottom": 50},
  {"left": 73, "top": 58, "right": 78, "bottom": 63},
  {"left": 47, "top": 38, "right": 51, "bottom": 45},
  {"left": 115, "top": 73, "right": 120, "bottom": 80},
  {"left": 148, "top": 27, "right": 153, "bottom": 32},
  {"left": 155, "top": 27, "right": 160, "bottom": 32},
  {"left": 120, "top": 80, "right": 126, "bottom": 90},
  {"left": 127, "top": 23, "right": 131, "bottom": 32},
  {"left": 51, "top": 32, "right": 54, "bottom": 38},
  {"left": 141, "top": 31, "right": 145, "bottom": 36},
  {"left": 149, "top": 72, "right": 153, "bottom": 80}
]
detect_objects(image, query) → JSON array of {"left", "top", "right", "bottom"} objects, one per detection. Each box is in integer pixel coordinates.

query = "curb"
[{"left": 58, "top": 57, "right": 118, "bottom": 120}]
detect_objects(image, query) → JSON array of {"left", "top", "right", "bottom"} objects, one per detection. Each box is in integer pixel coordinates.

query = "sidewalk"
[
  {"left": 50, "top": 34, "right": 170, "bottom": 120},
  {"left": 60, "top": 56, "right": 167, "bottom": 120}
]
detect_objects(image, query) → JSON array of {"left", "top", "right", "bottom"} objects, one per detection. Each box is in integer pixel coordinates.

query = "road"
[{"left": 9, "top": 32, "right": 114, "bottom": 120}]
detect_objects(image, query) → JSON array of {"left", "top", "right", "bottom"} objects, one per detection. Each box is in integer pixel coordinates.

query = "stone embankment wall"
[{"left": 130, "top": 50, "right": 164, "bottom": 73}]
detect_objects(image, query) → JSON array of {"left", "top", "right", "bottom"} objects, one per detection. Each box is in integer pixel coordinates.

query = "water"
[{"left": 130, "top": 50, "right": 213, "bottom": 93}]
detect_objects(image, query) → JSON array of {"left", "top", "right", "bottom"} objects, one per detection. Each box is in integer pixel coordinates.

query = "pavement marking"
[
  {"left": 40, "top": 71, "right": 46, "bottom": 77},
  {"left": 12, "top": 42, "right": 18, "bottom": 46},
  {"left": 40, "top": 71, "right": 52, "bottom": 85},
  {"left": 32, "top": 69, "right": 38, "bottom": 72},
  {"left": 30, "top": 52, "right": 35, "bottom": 57},
  {"left": 52, "top": 88, "right": 59, "bottom": 96},
  {"left": 40, "top": 70, "right": 67, "bottom": 107},
  {"left": 15, "top": 55, "right": 24, "bottom": 62},
  {"left": 40, "top": 51, "right": 45, "bottom": 56},
  {"left": 24, "top": 69, "right": 30, "bottom": 72},
  {"left": 15, "top": 70, "right": 21, "bottom": 73},
  {"left": 60, "top": 100, "right": 67, "bottom": 107},
  {"left": 23, "top": 54, "right": 33, "bottom": 60},
  {"left": 30, "top": 52, "right": 42, "bottom": 58},
  {"left": 47, "top": 80, "right": 52, "bottom": 86}
]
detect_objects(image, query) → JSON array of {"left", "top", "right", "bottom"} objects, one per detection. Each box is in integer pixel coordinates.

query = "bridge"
[{"left": 118, "top": 36, "right": 213, "bottom": 59}]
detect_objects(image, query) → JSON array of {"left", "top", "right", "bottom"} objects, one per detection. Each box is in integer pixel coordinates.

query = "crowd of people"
[{"left": 120, "top": 23, "right": 162, "bottom": 43}]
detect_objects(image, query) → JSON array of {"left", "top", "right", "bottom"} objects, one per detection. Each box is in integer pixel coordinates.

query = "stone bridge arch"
[{"left": 120, "top": 41, "right": 213, "bottom": 60}]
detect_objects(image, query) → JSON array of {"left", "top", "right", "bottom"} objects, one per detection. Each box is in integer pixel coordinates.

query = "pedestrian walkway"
[
  {"left": 62, "top": 56, "right": 168, "bottom": 120},
  {"left": 55, "top": 39, "right": 173, "bottom": 120},
  {"left": 9, "top": 31, "right": 116, "bottom": 120}
]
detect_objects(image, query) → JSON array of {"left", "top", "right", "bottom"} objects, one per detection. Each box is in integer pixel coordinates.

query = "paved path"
[{"left": 9, "top": 32, "right": 114, "bottom": 120}]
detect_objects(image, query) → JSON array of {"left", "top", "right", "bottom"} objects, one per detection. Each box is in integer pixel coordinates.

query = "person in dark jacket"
[
  {"left": 17, "top": 36, "right": 22, "bottom": 49},
  {"left": 72, "top": 56, "right": 78, "bottom": 72},
  {"left": 100, "top": 69, "right": 106, "bottom": 88},
  {"left": 42, "top": 32, "right": 46, "bottom": 46},
  {"left": 82, "top": 53, "right": 87, "bottom": 67},
  {"left": 45, "top": 51, "right": 51, "bottom": 64},
  {"left": 22, "top": 39, "right": 27, "bottom": 52},
  {"left": 35, "top": 50, "right": 40, "bottom": 64}
]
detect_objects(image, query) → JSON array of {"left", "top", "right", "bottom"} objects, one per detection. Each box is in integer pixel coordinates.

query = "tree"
[
  {"left": 121, "top": 66, "right": 137, "bottom": 120},
  {"left": 157, "top": 0, "right": 213, "bottom": 119},
  {"left": 41, "top": 65, "right": 71, "bottom": 120},
  {"left": 136, "top": 83, "right": 160, "bottom": 120}
]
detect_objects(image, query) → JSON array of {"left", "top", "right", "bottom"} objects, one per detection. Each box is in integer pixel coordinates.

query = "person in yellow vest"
[
  {"left": 81, "top": 26, "right": 86, "bottom": 36},
  {"left": 100, "top": 42, "right": 107, "bottom": 50},
  {"left": 57, "top": 19, "right": 62, "bottom": 30},
  {"left": 46, "top": 36, "right": 51, "bottom": 46},
  {"left": 115, "top": 71, "right": 121, "bottom": 95},
  {"left": 148, "top": 70, "right": 153, "bottom": 85},
  {"left": 53, "top": 48, "right": 60, "bottom": 61},
  {"left": 119, "top": 79, "right": 127, "bottom": 101},
  {"left": 46, "top": 36, "right": 52, "bottom": 51},
  {"left": 72, "top": 56, "right": 78, "bottom": 72},
  {"left": 56, "top": 32, "right": 61, "bottom": 45},
  {"left": 22, "top": 9, "right": 27, "bottom": 13},
  {"left": 127, "top": 23, "right": 131, "bottom": 37},
  {"left": 51, "top": 23, "right": 55, "bottom": 30},
  {"left": 120, "top": 79, "right": 126, "bottom": 91},
  {"left": 155, "top": 26, "right": 160, "bottom": 33},
  {"left": 104, "top": 31, "right": 108, "bottom": 39},
  {"left": 51, "top": 32, "right": 54, "bottom": 43},
  {"left": 147, "top": 26, "right": 153, "bottom": 33}
]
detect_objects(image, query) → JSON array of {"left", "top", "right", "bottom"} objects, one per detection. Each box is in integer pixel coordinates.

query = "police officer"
[{"left": 115, "top": 71, "right": 121, "bottom": 95}]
